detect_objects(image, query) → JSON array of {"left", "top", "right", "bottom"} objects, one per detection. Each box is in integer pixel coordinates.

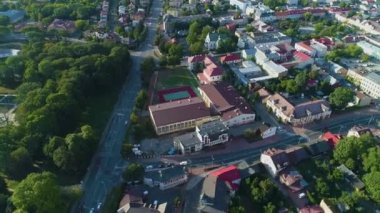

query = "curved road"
[{"left": 77, "top": 1, "right": 162, "bottom": 212}]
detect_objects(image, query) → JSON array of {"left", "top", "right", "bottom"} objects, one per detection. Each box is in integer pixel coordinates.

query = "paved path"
[{"left": 75, "top": 1, "right": 162, "bottom": 212}]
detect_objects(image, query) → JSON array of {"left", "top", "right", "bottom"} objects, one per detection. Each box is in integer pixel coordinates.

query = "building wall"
[
  {"left": 266, "top": 99, "right": 331, "bottom": 126},
  {"left": 151, "top": 110, "right": 211, "bottom": 135},
  {"left": 224, "top": 113, "right": 255, "bottom": 127},
  {"left": 260, "top": 154, "right": 278, "bottom": 177},
  {"left": 355, "top": 95, "right": 371, "bottom": 107},
  {"left": 159, "top": 174, "right": 188, "bottom": 190},
  {"left": 230, "top": 0, "right": 248, "bottom": 12},
  {"left": 262, "top": 127, "right": 277, "bottom": 139},
  {"left": 346, "top": 69, "right": 365, "bottom": 85},
  {"left": 361, "top": 77, "right": 380, "bottom": 99}
]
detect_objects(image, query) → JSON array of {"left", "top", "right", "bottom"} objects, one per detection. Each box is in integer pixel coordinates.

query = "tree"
[
  {"left": 135, "top": 90, "right": 147, "bottom": 110},
  {"left": 285, "top": 79, "right": 299, "bottom": 94},
  {"left": 0, "top": 15, "right": 10, "bottom": 26},
  {"left": 123, "top": 163, "right": 145, "bottom": 182},
  {"left": 121, "top": 143, "right": 133, "bottom": 159},
  {"left": 250, "top": 178, "right": 276, "bottom": 204},
  {"left": 295, "top": 71, "right": 308, "bottom": 87},
  {"left": 7, "top": 147, "right": 33, "bottom": 179},
  {"left": 263, "top": 202, "right": 276, "bottom": 213},
  {"left": 315, "top": 178, "right": 330, "bottom": 197},
  {"left": 334, "top": 133, "right": 376, "bottom": 170},
  {"left": 329, "top": 87, "right": 354, "bottom": 110},
  {"left": 362, "top": 147, "right": 380, "bottom": 173},
  {"left": 189, "top": 42, "right": 204, "bottom": 55},
  {"left": 11, "top": 172, "right": 64, "bottom": 213},
  {"left": 361, "top": 54, "right": 370, "bottom": 62},
  {"left": 0, "top": 177, "right": 7, "bottom": 194},
  {"left": 74, "top": 20, "right": 88, "bottom": 31},
  {"left": 363, "top": 171, "right": 380, "bottom": 204}
]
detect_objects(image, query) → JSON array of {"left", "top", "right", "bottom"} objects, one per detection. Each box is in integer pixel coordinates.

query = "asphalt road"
[
  {"left": 178, "top": 115, "right": 380, "bottom": 167},
  {"left": 76, "top": 1, "right": 162, "bottom": 212}
]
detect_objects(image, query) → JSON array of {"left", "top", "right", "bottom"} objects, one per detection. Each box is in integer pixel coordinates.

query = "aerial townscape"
[{"left": 2, "top": 0, "right": 380, "bottom": 213}]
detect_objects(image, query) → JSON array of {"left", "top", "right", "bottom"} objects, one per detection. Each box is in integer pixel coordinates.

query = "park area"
[{"left": 151, "top": 67, "right": 199, "bottom": 104}]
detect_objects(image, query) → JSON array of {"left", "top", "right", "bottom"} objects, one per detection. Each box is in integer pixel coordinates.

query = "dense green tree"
[
  {"left": 135, "top": 90, "right": 147, "bottom": 110},
  {"left": 363, "top": 171, "right": 380, "bottom": 204},
  {"left": 189, "top": 42, "right": 204, "bottom": 55},
  {"left": 362, "top": 147, "right": 380, "bottom": 173},
  {"left": 0, "top": 15, "right": 9, "bottom": 26},
  {"left": 11, "top": 172, "right": 64, "bottom": 213},
  {"left": 334, "top": 133, "right": 376, "bottom": 170},
  {"left": 123, "top": 163, "right": 145, "bottom": 182},
  {"left": 0, "top": 177, "right": 7, "bottom": 194},
  {"left": 329, "top": 87, "right": 354, "bottom": 110},
  {"left": 263, "top": 202, "right": 276, "bottom": 213},
  {"left": 7, "top": 147, "right": 33, "bottom": 179},
  {"left": 121, "top": 143, "right": 134, "bottom": 159},
  {"left": 295, "top": 71, "right": 308, "bottom": 87}
]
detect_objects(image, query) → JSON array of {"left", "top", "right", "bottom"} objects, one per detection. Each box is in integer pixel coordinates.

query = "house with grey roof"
[
  {"left": 337, "top": 164, "right": 365, "bottom": 191},
  {"left": 204, "top": 32, "right": 228, "bottom": 51},
  {"left": 144, "top": 166, "right": 188, "bottom": 190},
  {"left": 265, "top": 93, "right": 331, "bottom": 126},
  {"left": 173, "top": 119, "right": 229, "bottom": 155}
]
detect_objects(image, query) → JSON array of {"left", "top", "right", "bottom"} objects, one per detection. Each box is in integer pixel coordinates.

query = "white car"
[
  {"left": 97, "top": 202, "right": 102, "bottom": 210},
  {"left": 179, "top": 161, "right": 188, "bottom": 166},
  {"left": 125, "top": 121, "right": 128, "bottom": 126},
  {"left": 298, "top": 192, "right": 306, "bottom": 199},
  {"left": 146, "top": 165, "right": 153, "bottom": 169}
]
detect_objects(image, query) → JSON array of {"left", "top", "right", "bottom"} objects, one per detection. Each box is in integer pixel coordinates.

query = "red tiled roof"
[
  {"left": 188, "top": 54, "right": 205, "bottom": 63},
  {"left": 294, "top": 51, "right": 312, "bottom": 62},
  {"left": 199, "top": 83, "right": 252, "bottom": 117},
  {"left": 315, "top": 37, "right": 334, "bottom": 48},
  {"left": 322, "top": 131, "right": 341, "bottom": 147},
  {"left": 210, "top": 165, "right": 241, "bottom": 190},
  {"left": 296, "top": 41, "right": 314, "bottom": 52},
  {"left": 299, "top": 206, "right": 324, "bottom": 213},
  {"left": 275, "top": 8, "right": 325, "bottom": 17},
  {"left": 220, "top": 53, "right": 241, "bottom": 63},
  {"left": 204, "top": 65, "right": 223, "bottom": 77}
]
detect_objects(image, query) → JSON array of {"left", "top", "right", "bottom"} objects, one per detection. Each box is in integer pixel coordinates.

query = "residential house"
[
  {"left": 204, "top": 32, "right": 227, "bottom": 50},
  {"left": 220, "top": 53, "right": 242, "bottom": 64},
  {"left": 253, "top": 3, "right": 275, "bottom": 22},
  {"left": 173, "top": 119, "right": 229, "bottom": 154},
  {"left": 354, "top": 91, "right": 371, "bottom": 107},
  {"left": 197, "top": 56, "right": 224, "bottom": 84},
  {"left": 347, "top": 125, "right": 372, "bottom": 138},
  {"left": 260, "top": 148, "right": 290, "bottom": 177},
  {"left": 299, "top": 206, "right": 324, "bottom": 213},
  {"left": 357, "top": 40, "right": 380, "bottom": 60},
  {"left": 199, "top": 83, "right": 255, "bottom": 127},
  {"left": 281, "top": 51, "right": 314, "bottom": 69},
  {"left": 279, "top": 168, "right": 308, "bottom": 192},
  {"left": 148, "top": 97, "right": 211, "bottom": 135},
  {"left": 196, "top": 119, "right": 229, "bottom": 147},
  {"left": 295, "top": 39, "right": 330, "bottom": 58},
  {"left": 360, "top": 72, "right": 380, "bottom": 99},
  {"left": 173, "top": 132, "right": 203, "bottom": 155},
  {"left": 306, "top": 140, "right": 331, "bottom": 156},
  {"left": 144, "top": 166, "right": 188, "bottom": 190},
  {"left": 337, "top": 164, "right": 365, "bottom": 191},
  {"left": 286, "top": 146, "right": 309, "bottom": 165},
  {"left": 200, "top": 166, "right": 241, "bottom": 213},
  {"left": 48, "top": 19, "right": 76, "bottom": 33},
  {"left": 187, "top": 54, "right": 205, "bottom": 71},
  {"left": 320, "top": 199, "right": 340, "bottom": 213},
  {"left": 257, "top": 123, "right": 277, "bottom": 139},
  {"left": 265, "top": 93, "right": 332, "bottom": 126},
  {"left": 321, "top": 131, "right": 342, "bottom": 148},
  {"left": 241, "top": 49, "right": 255, "bottom": 60},
  {"left": 275, "top": 8, "right": 326, "bottom": 21},
  {"left": 230, "top": 0, "right": 250, "bottom": 12}
]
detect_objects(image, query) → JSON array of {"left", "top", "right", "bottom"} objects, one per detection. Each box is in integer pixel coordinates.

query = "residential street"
[{"left": 75, "top": 1, "right": 162, "bottom": 212}]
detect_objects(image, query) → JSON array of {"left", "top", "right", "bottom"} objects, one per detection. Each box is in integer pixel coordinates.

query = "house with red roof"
[
  {"left": 281, "top": 51, "right": 314, "bottom": 69},
  {"left": 295, "top": 41, "right": 317, "bottom": 57},
  {"left": 220, "top": 53, "right": 242, "bottom": 64},
  {"left": 197, "top": 56, "right": 224, "bottom": 84},
  {"left": 200, "top": 165, "right": 241, "bottom": 213},
  {"left": 187, "top": 54, "right": 205, "bottom": 71},
  {"left": 321, "top": 131, "right": 342, "bottom": 148},
  {"left": 299, "top": 205, "right": 324, "bottom": 213}
]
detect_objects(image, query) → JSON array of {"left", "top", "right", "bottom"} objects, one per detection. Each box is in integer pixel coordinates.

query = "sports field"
[{"left": 157, "top": 86, "right": 197, "bottom": 103}]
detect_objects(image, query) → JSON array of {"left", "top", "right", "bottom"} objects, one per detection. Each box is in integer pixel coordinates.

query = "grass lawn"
[
  {"left": 0, "top": 86, "right": 15, "bottom": 94},
  {"left": 156, "top": 67, "right": 199, "bottom": 92}
]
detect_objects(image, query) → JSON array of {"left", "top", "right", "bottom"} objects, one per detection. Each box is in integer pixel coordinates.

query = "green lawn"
[
  {"left": 0, "top": 86, "right": 15, "bottom": 94},
  {"left": 156, "top": 67, "right": 199, "bottom": 91}
]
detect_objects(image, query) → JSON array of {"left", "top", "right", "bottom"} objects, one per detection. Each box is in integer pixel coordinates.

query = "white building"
[
  {"left": 144, "top": 166, "right": 188, "bottom": 190},
  {"left": 230, "top": 0, "right": 250, "bottom": 12},
  {"left": 361, "top": 72, "right": 380, "bottom": 99},
  {"left": 262, "top": 60, "right": 288, "bottom": 78},
  {"left": 260, "top": 148, "right": 289, "bottom": 177},
  {"left": 287, "top": 0, "right": 298, "bottom": 6},
  {"left": 334, "top": 13, "right": 380, "bottom": 35},
  {"left": 357, "top": 41, "right": 380, "bottom": 61},
  {"left": 199, "top": 83, "right": 255, "bottom": 127},
  {"left": 266, "top": 93, "right": 332, "bottom": 126}
]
